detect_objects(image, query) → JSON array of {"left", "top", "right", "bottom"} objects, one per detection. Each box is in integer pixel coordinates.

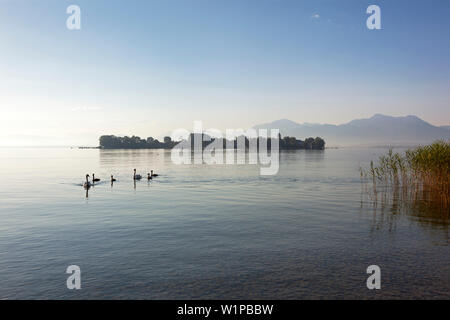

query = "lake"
[{"left": 0, "top": 147, "right": 448, "bottom": 299}]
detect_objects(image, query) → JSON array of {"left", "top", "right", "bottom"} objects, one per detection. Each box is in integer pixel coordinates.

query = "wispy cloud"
[{"left": 311, "top": 14, "right": 320, "bottom": 19}]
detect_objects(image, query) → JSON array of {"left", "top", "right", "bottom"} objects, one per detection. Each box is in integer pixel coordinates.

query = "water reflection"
[
  {"left": 2, "top": 147, "right": 449, "bottom": 299},
  {"left": 99, "top": 149, "right": 167, "bottom": 168},
  {"left": 361, "top": 184, "right": 449, "bottom": 244}
]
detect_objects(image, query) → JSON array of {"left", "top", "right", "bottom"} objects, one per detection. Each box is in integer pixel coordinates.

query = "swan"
[
  {"left": 111, "top": 175, "right": 116, "bottom": 182},
  {"left": 133, "top": 169, "right": 142, "bottom": 180},
  {"left": 92, "top": 173, "right": 100, "bottom": 182},
  {"left": 151, "top": 170, "right": 159, "bottom": 177},
  {"left": 83, "top": 174, "right": 92, "bottom": 189},
  {"left": 147, "top": 173, "right": 152, "bottom": 180}
]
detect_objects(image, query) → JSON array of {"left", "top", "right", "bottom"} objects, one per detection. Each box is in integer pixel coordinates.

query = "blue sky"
[{"left": 0, "top": 0, "right": 449, "bottom": 145}]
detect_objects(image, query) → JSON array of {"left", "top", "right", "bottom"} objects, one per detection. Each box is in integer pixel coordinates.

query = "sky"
[{"left": 0, "top": 0, "right": 449, "bottom": 146}]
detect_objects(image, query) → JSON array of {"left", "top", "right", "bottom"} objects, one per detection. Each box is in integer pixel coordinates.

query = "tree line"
[{"left": 99, "top": 134, "right": 325, "bottom": 150}]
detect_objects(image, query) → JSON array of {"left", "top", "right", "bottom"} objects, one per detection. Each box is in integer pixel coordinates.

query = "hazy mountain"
[
  {"left": 441, "top": 125, "right": 450, "bottom": 131},
  {"left": 253, "top": 114, "right": 450, "bottom": 147}
]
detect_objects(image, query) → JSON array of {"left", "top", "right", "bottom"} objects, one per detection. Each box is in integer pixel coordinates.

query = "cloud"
[{"left": 312, "top": 14, "right": 320, "bottom": 19}]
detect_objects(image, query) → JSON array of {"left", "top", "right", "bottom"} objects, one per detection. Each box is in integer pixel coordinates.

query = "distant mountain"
[
  {"left": 253, "top": 114, "right": 450, "bottom": 147},
  {"left": 441, "top": 125, "right": 450, "bottom": 131}
]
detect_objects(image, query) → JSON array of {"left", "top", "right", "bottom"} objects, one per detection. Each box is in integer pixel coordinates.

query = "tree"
[
  {"left": 313, "top": 137, "right": 325, "bottom": 150},
  {"left": 304, "top": 137, "right": 315, "bottom": 149}
]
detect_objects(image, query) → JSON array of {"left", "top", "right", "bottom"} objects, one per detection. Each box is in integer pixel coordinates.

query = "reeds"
[{"left": 361, "top": 141, "right": 450, "bottom": 211}]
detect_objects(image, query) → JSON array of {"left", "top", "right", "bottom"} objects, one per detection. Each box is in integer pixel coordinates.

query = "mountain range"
[{"left": 253, "top": 114, "right": 450, "bottom": 147}]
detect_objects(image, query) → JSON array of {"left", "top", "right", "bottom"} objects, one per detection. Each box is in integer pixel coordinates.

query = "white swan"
[
  {"left": 83, "top": 174, "right": 92, "bottom": 189},
  {"left": 133, "top": 169, "right": 142, "bottom": 180}
]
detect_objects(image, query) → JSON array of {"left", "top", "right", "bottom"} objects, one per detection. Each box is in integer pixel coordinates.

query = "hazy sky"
[{"left": 1, "top": 0, "right": 449, "bottom": 146}]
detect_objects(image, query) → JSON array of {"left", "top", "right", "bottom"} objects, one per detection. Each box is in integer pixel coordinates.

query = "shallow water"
[{"left": 0, "top": 147, "right": 448, "bottom": 299}]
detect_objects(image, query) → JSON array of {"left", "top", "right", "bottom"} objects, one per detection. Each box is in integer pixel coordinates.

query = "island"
[{"left": 98, "top": 134, "right": 325, "bottom": 150}]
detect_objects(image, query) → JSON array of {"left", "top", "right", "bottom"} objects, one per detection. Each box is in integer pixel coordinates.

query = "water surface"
[{"left": 0, "top": 147, "right": 448, "bottom": 299}]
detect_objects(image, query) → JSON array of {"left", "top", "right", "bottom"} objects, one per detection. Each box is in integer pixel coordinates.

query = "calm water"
[{"left": 0, "top": 147, "right": 448, "bottom": 299}]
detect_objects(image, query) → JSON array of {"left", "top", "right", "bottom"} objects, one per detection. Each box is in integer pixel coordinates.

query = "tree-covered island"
[{"left": 98, "top": 134, "right": 325, "bottom": 150}]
